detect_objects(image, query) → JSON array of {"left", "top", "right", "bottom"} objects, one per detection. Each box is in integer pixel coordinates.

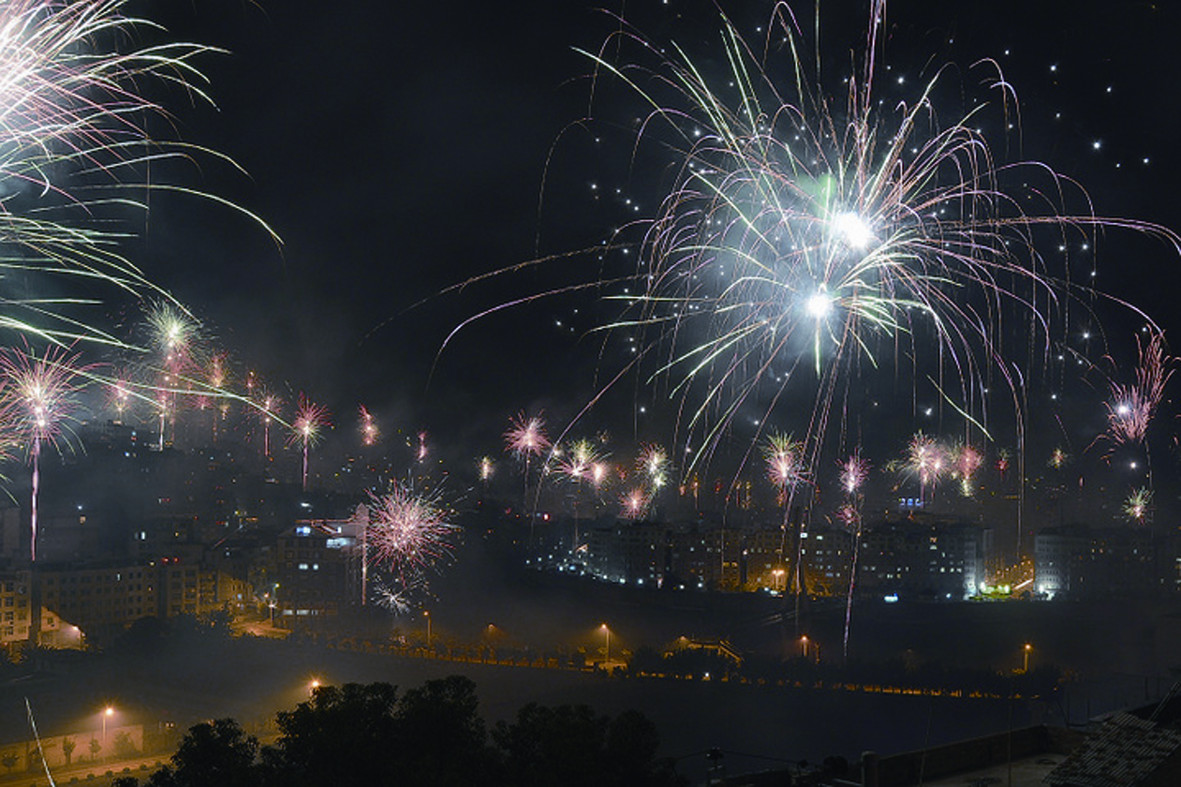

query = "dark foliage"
[{"left": 114, "top": 676, "right": 685, "bottom": 787}]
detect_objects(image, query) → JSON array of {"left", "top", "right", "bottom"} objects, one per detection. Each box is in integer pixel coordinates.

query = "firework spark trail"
[
  {"left": 837, "top": 449, "right": 869, "bottom": 660},
  {"left": 289, "top": 394, "right": 329, "bottom": 492},
  {"left": 0, "top": 1, "right": 279, "bottom": 349},
  {"left": 0, "top": 343, "right": 86, "bottom": 562},
  {"left": 364, "top": 485, "right": 459, "bottom": 596}
]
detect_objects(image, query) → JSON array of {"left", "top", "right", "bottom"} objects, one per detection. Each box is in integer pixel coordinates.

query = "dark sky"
[{"left": 122, "top": 0, "right": 1181, "bottom": 491}]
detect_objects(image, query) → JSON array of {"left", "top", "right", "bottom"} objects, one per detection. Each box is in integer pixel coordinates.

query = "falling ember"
[
  {"left": 479, "top": 456, "right": 494, "bottom": 482},
  {"left": 1049, "top": 447, "right": 1068, "bottom": 470}
]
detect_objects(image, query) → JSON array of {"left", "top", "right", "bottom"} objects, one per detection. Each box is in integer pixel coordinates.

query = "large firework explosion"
[
  {"left": 363, "top": 485, "right": 459, "bottom": 605},
  {"left": 567, "top": 0, "right": 1180, "bottom": 545},
  {"left": 0, "top": 0, "right": 277, "bottom": 348}
]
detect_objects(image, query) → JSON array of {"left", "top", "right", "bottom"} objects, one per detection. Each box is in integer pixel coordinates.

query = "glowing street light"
[
  {"left": 101, "top": 706, "right": 115, "bottom": 742},
  {"left": 309, "top": 678, "right": 321, "bottom": 696},
  {"left": 600, "top": 623, "right": 611, "bottom": 667},
  {"left": 424, "top": 610, "right": 432, "bottom": 649},
  {"left": 800, "top": 635, "right": 809, "bottom": 659},
  {"left": 1023, "top": 643, "right": 1032, "bottom": 673}
]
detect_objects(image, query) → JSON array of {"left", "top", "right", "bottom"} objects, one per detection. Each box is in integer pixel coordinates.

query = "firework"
[
  {"left": 951, "top": 443, "right": 983, "bottom": 497},
  {"left": 638, "top": 443, "right": 669, "bottom": 491},
  {"left": 0, "top": 343, "right": 87, "bottom": 561},
  {"left": 255, "top": 390, "right": 281, "bottom": 459},
  {"left": 620, "top": 487, "right": 649, "bottom": 520},
  {"left": 1103, "top": 330, "right": 1174, "bottom": 451},
  {"left": 904, "top": 432, "right": 945, "bottom": 502},
  {"left": 1048, "top": 447, "right": 1068, "bottom": 470},
  {"left": 359, "top": 405, "right": 378, "bottom": 447},
  {"left": 838, "top": 450, "right": 870, "bottom": 496},
  {"left": 504, "top": 411, "right": 551, "bottom": 508},
  {"left": 107, "top": 374, "right": 132, "bottom": 422},
  {"left": 764, "top": 433, "right": 806, "bottom": 493},
  {"left": 562, "top": 0, "right": 1181, "bottom": 555},
  {"left": 0, "top": 1, "right": 278, "bottom": 348},
  {"left": 505, "top": 412, "right": 551, "bottom": 458},
  {"left": 479, "top": 455, "right": 494, "bottom": 483},
  {"left": 836, "top": 448, "right": 869, "bottom": 659},
  {"left": 364, "top": 485, "right": 459, "bottom": 593},
  {"left": 1124, "top": 487, "right": 1152, "bottom": 524},
  {"left": 289, "top": 395, "right": 329, "bottom": 491}
]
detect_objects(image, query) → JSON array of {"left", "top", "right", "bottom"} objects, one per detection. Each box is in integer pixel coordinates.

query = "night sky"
[{"left": 118, "top": 0, "right": 1181, "bottom": 510}]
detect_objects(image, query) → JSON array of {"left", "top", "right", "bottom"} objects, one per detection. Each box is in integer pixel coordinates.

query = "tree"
[
  {"left": 113, "top": 730, "right": 139, "bottom": 759},
  {"left": 62, "top": 737, "right": 75, "bottom": 765},
  {"left": 261, "top": 682, "right": 399, "bottom": 787},
  {"left": 494, "top": 703, "right": 684, "bottom": 787},
  {"left": 0, "top": 752, "right": 14, "bottom": 773},
  {"left": 394, "top": 675, "right": 491, "bottom": 786},
  {"left": 89, "top": 737, "right": 101, "bottom": 760},
  {"left": 115, "top": 719, "right": 258, "bottom": 787}
]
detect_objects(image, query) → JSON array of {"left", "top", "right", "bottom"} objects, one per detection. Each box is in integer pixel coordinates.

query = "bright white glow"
[
  {"left": 805, "top": 290, "right": 833, "bottom": 319},
  {"left": 832, "top": 212, "right": 874, "bottom": 248}
]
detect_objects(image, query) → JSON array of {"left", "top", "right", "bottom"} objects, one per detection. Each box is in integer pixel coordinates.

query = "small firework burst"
[
  {"left": 1124, "top": 487, "right": 1152, "bottom": 524},
  {"left": 765, "top": 433, "right": 806, "bottom": 492},
  {"left": 289, "top": 395, "right": 330, "bottom": 491},
  {"left": 504, "top": 412, "right": 551, "bottom": 458},
  {"left": 359, "top": 405, "right": 378, "bottom": 446},
  {"left": 838, "top": 450, "right": 869, "bottom": 496}
]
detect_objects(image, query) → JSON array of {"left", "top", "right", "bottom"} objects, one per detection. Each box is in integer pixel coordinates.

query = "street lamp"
[
  {"left": 309, "top": 678, "right": 321, "bottom": 696},
  {"left": 600, "top": 623, "right": 611, "bottom": 667},
  {"left": 424, "top": 610, "right": 432, "bottom": 649},
  {"left": 800, "top": 635, "right": 809, "bottom": 659},
  {"left": 101, "top": 706, "right": 114, "bottom": 742},
  {"left": 1023, "top": 643, "right": 1032, "bottom": 673}
]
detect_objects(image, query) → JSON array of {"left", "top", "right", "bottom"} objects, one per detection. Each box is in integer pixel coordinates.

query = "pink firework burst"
[
  {"left": 838, "top": 450, "right": 869, "bottom": 496},
  {"left": 359, "top": 405, "right": 378, "bottom": 446},
  {"left": 364, "top": 485, "right": 459, "bottom": 589},
  {"left": 1104, "top": 330, "right": 1174, "bottom": 448},
  {"left": 289, "top": 394, "right": 330, "bottom": 491},
  {"left": 0, "top": 343, "right": 88, "bottom": 562},
  {"left": 952, "top": 443, "right": 983, "bottom": 496},
  {"left": 905, "top": 432, "right": 945, "bottom": 500},
  {"left": 620, "top": 487, "right": 649, "bottom": 520},
  {"left": 504, "top": 412, "right": 551, "bottom": 458}
]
